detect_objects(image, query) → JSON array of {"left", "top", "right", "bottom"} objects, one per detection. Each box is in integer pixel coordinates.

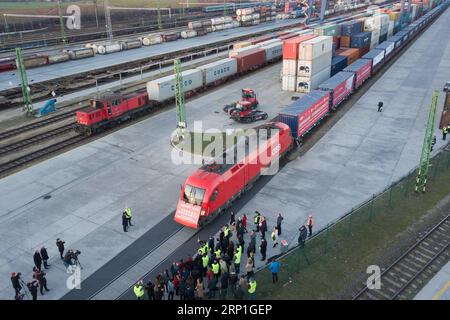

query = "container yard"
[{"left": 0, "top": 0, "right": 449, "bottom": 307}]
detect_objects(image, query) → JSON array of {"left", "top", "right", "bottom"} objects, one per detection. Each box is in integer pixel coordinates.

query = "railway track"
[
  {"left": 0, "top": 109, "right": 77, "bottom": 140},
  {"left": 0, "top": 123, "right": 74, "bottom": 156},
  {"left": 0, "top": 134, "right": 86, "bottom": 175},
  {"left": 353, "top": 213, "right": 450, "bottom": 300}
]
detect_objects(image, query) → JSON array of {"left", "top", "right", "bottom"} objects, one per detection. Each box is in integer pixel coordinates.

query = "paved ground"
[
  {"left": 414, "top": 261, "right": 450, "bottom": 300},
  {"left": 0, "top": 62, "right": 296, "bottom": 300},
  {"left": 0, "top": 18, "right": 308, "bottom": 92}
]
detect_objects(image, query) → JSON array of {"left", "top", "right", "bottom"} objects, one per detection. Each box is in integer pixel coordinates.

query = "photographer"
[{"left": 63, "top": 249, "right": 80, "bottom": 272}]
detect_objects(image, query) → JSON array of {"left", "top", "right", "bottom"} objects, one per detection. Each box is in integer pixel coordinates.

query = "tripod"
[{"left": 18, "top": 279, "right": 31, "bottom": 300}]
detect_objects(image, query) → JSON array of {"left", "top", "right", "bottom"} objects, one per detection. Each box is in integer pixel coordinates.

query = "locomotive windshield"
[{"left": 184, "top": 184, "right": 205, "bottom": 206}]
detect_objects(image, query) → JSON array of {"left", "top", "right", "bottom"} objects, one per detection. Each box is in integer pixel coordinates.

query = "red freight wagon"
[
  {"left": 282, "top": 34, "right": 317, "bottom": 60},
  {"left": 234, "top": 48, "right": 266, "bottom": 73},
  {"left": 278, "top": 33, "right": 299, "bottom": 41},
  {"left": 318, "top": 71, "right": 355, "bottom": 109},
  {"left": 342, "top": 58, "right": 372, "bottom": 89},
  {"left": 278, "top": 90, "right": 331, "bottom": 139},
  {"left": 174, "top": 122, "right": 293, "bottom": 228}
]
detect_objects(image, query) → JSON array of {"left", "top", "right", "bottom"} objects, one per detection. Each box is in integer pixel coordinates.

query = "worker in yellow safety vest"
[
  {"left": 234, "top": 248, "right": 242, "bottom": 274},
  {"left": 202, "top": 253, "right": 209, "bottom": 269},
  {"left": 254, "top": 211, "right": 261, "bottom": 232},
  {"left": 248, "top": 278, "right": 257, "bottom": 300},
  {"left": 223, "top": 225, "right": 230, "bottom": 239},
  {"left": 214, "top": 247, "right": 222, "bottom": 259},
  {"left": 125, "top": 207, "right": 133, "bottom": 226},
  {"left": 211, "top": 260, "right": 220, "bottom": 279},
  {"left": 443, "top": 126, "right": 448, "bottom": 140},
  {"left": 134, "top": 280, "right": 145, "bottom": 300}
]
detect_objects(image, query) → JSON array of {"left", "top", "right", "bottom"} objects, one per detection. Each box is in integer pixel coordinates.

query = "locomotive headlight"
[{"left": 200, "top": 209, "right": 206, "bottom": 216}]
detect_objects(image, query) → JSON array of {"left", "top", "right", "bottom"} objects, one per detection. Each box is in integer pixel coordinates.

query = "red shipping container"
[
  {"left": 333, "top": 36, "right": 341, "bottom": 50},
  {"left": 340, "top": 36, "right": 351, "bottom": 48},
  {"left": 358, "top": 45, "right": 370, "bottom": 57},
  {"left": 234, "top": 48, "right": 266, "bottom": 73},
  {"left": 318, "top": 72, "right": 355, "bottom": 109},
  {"left": 282, "top": 35, "right": 317, "bottom": 60},
  {"left": 343, "top": 59, "right": 372, "bottom": 89}
]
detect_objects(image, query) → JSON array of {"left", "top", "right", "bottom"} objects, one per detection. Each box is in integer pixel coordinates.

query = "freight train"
[{"left": 173, "top": 3, "right": 447, "bottom": 229}]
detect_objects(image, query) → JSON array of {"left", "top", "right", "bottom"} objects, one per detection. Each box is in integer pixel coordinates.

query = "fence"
[{"left": 248, "top": 144, "right": 450, "bottom": 298}]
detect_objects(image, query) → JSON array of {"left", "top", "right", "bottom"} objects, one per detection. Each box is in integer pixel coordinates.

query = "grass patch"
[{"left": 255, "top": 149, "right": 450, "bottom": 299}]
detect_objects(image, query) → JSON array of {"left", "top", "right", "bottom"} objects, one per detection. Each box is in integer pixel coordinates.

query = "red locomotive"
[
  {"left": 0, "top": 57, "right": 16, "bottom": 73},
  {"left": 174, "top": 122, "right": 293, "bottom": 228},
  {"left": 75, "top": 91, "right": 150, "bottom": 135}
]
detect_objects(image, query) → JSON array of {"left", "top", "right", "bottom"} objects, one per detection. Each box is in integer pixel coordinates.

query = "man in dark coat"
[
  {"left": 208, "top": 236, "right": 215, "bottom": 253},
  {"left": 230, "top": 211, "right": 235, "bottom": 225},
  {"left": 276, "top": 213, "right": 284, "bottom": 236},
  {"left": 298, "top": 225, "right": 308, "bottom": 248},
  {"left": 260, "top": 237, "right": 267, "bottom": 261},
  {"left": 33, "top": 250, "right": 42, "bottom": 271},
  {"left": 122, "top": 212, "right": 128, "bottom": 232},
  {"left": 377, "top": 101, "right": 383, "bottom": 112},
  {"left": 27, "top": 280, "right": 39, "bottom": 300},
  {"left": 260, "top": 217, "right": 268, "bottom": 239},
  {"left": 11, "top": 272, "right": 22, "bottom": 297},
  {"left": 145, "top": 280, "right": 155, "bottom": 300},
  {"left": 56, "top": 238, "right": 65, "bottom": 259},
  {"left": 220, "top": 271, "right": 229, "bottom": 299},
  {"left": 40, "top": 246, "right": 50, "bottom": 269},
  {"left": 185, "top": 284, "right": 195, "bottom": 300}
]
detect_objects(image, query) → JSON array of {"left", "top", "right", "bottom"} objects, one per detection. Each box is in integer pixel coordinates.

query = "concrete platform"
[
  {"left": 0, "top": 18, "right": 307, "bottom": 92},
  {"left": 0, "top": 62, "right": 295, "bottom": 300},
  {"left": 414, "top": 261, "right": 450, "bottom": 300}
]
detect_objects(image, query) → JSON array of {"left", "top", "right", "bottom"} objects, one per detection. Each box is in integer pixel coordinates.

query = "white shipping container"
[
  {"left": 369, "top": 50, "right": 385, "bottom": 67},
  {"left": 261, "top": 42, "right": 282, "bottom": 61},
  {"left": 146, "top": 69, "right": 202, "bottom": 102},
  {"left": 388, "top": 21, "right": 394, "bottom": 37},
  {"left": 364, "top": 14, "right": 389, "bottom": 31},
  {"left": 229, "top": 44, "right": 260, "bottom": 58},
  {"left": 383, "top": 41, "right": 395, "bottom": 57},
  {"left": 97, "top": 43, "right": 122, "bottom": 54},
  {"left": 296, "top": 67, "right": 331, "bottom": 93},
  {"left": 196, "top": 58, "right": 237, "bottom": 84},
  {"left": 282, "top": 75, "right": 297, "bottom": 91},
  {"left": 297, "top": 51, "right": 332, "bottom": 77},
  {"left": 237, "top": 8, "right": 254, "bottom": 16},
  {"left": 282, "top": 59, "right": 298, "bottom": 76},
  {"left": 298, "top": 36, "right": 333, "bottom": 61}
]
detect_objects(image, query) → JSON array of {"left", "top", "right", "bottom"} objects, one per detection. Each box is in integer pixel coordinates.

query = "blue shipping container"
[
  {"left": 350, "top": 32, "right": 371, "bottom": 48},
  {"left": 330, "top": 55, "right": 348, "bottom": 77},
  {"left": 278, "top": 90, "right": 329, "bottom": 138},
  {"left": 340, "top": 20, "right": 363, "bottom": 36}
]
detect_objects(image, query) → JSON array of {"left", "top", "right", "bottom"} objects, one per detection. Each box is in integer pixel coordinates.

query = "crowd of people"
[{"left": 134, "top": 211, "right": 315, "bottom": 300}]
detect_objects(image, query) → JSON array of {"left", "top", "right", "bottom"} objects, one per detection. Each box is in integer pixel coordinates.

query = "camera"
[{"left": 75, "top": 250, "right": 81, "bottom": 255}]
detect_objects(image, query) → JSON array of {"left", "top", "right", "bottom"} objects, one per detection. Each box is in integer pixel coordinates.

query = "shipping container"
[
  {"left": 23, "top": 55, "right": 49, "bottom": 68},
  {"left": 282, "top": 35, "right": 317, "bottom": 60},
  {"left": 341, "top": 20, "right": 363, "bottom": 36},
  {"left": 361, "top": 48, "right": 385, "bottom": 73},
  {"left": 364, "top": 14, "right": 389, "bottom": 31},
  {"left": 318, "top": 71, "right": 355, "bottom": 109},
  {"left": 336, "top": 48, "right": 360, "bottom": 65},
  {"left": 340, "top": 36, "right": 351, "bottom": 48},
  {"left": 342, "top": 59, "right": 372, "bottom": 89},
  {"left": 278, "top": 90, "right": 331, "bottom": 138},
  {"left": 48, "top": 52, "right": 70, "bottom": 64},
  {"left": 297, "top": 51, "right": 332, "bottom": 77},
  {"left": 358, "top": 45, "right": 370, "bottom": 59},
  {"left": 298, "top": 36, "right": 333, "bottom": 61},
  {"left": 282, "top": 75, "right": 296, "bottom": 91},
  {"left": 314, "top": 24, "right": 341, "bottom": 37},
  {"left": 296, "top": 67, "right": 331, "bottom": 93},
  {"left": 350, "top": 32, "right": 371, "bottom": 48},
  {"left": 97, "top": 43, "right": 122, "bottom": 55},
  {"left": 389, "top": 11, "right": 400, "bottom": 21},
  {"left": 196, "top": 58, "right": 237, "bottom": 85},
  {"left": 258, "top": 39, "right": 282, "bottom": 47},
  {"left": 370, "top": 29, "right": 380, "bottom": 49},
  {"left": 387, "top": 35, "right": 403, "bottom": 50},
  {"left": 147, "top": 69, "right": 202, "bottom": 102},
  {"left": 181, "top": 30, "right": 198, "bottom": 39},
  {"left": 229, "top": 45, "right": 260, "bottom": 58},
  {"left": 67, "top": 48, "right": 95, "bottom": 60},
  {"left": 388, "top": 21, "right": 395, "bottom": 37},
  {"left": 396, "top": 30, "right": 409, "bottom": 44},
  {"left": 330, "top": 55, "right": 348, "bottom": 77},
  {"left": 375, "top": 41, "right": 395, "bottom": 60},
  {"left": 261, "top": 42, "right": 283, "bottom": 61},
  {"left": 234, "top": 48, "right": 266, "bottom": 73},
  {"left": 282, "top": 59, "right": 297, "bottom": 76}
]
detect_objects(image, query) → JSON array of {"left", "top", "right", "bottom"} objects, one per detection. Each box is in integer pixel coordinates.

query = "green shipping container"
[{"left": 314, "top": 24, "right": 341, "bottom": 37}]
